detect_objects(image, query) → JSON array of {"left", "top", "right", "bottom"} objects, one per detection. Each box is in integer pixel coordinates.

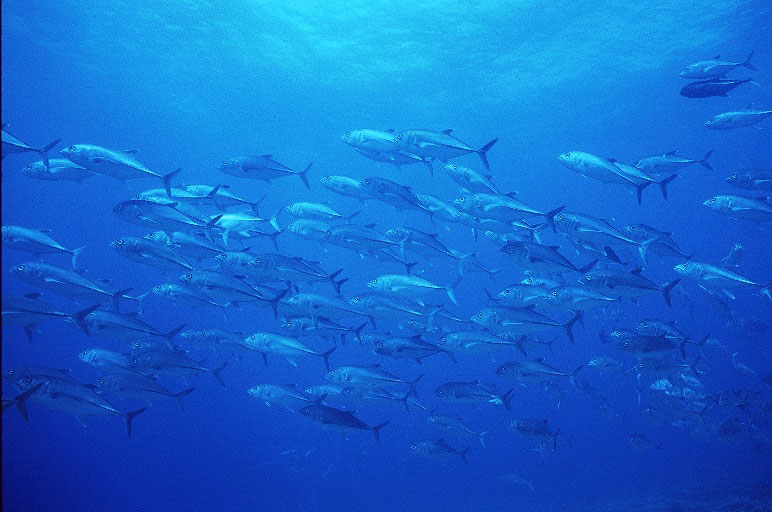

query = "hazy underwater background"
[{"left": 3, "top": 1, "right": 772, "bottom": 511}]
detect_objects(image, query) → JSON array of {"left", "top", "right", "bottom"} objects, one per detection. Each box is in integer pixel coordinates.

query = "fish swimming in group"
[{"left": 680, "top": 52, "right": 756, "bottom": 79}]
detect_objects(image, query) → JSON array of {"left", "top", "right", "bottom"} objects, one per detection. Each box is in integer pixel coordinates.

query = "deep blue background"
[{"left": 3, "top": 2, "right": 772, "bottom": 511}]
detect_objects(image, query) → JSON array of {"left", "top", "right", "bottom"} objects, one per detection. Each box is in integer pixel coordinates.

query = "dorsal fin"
[
  {"left": 442, "top": 129, "right": 453, "bottom": 134},
  {"left": 364, "top": 223, "right": 377, "bottom": 229},
  {"left": 630, "top": 268, "right": 643, "bottom": 276},
  {"left": 666, "top": 150, "right": 678, "bottom": 155},
  {"left": 713, "top": 54, "right": 721, "bottom": 59},
  {"left": 261, "top": 154, "right": 273, "bottom": 158},
  {"left": 24, "top": 293, "right": 43, "bottom": 300},
  {"left": 386, "top": 129, "right": 395, "bottom": 133},
  {"left": 122, "top": 149, "right": 140, "bottom": 154}
]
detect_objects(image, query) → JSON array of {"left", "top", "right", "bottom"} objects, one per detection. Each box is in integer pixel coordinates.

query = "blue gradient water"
[{"left": 3, "top": 2, "right": 772, "bottom": 511}]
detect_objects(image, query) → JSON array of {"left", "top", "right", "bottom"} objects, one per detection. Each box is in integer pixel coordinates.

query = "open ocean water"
[{"left": 3, "top": 1, "right": 772, "bottom": 511}]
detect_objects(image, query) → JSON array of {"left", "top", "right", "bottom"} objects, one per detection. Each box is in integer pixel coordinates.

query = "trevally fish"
[
  {"left": 427, "top": 413, "right": 488, "bottom": 446},
  {"left": 410, "top": 439, "right": 470, "bottom": 465},
  {"left": 21, "top": 158, "right": 93, "bottom": 183},
  {"left": 2, "top": 294, "right": 97, "bottom": 341},
  {"left": 635, "top": 149, "right": 713, "bottom": 175},
  {"left": 249, "top": 253, "right": 347, "bottom": 294},
  {"left": 680, "top": 77, "right": 760, "bottom": 98},
  {"left": 433, "top": 381, "right": 512, "bottom": 410},
  {"left": 60, "top": 145, "right": 178, "bottom": 195},
  {"left": 212, "top": 213, "right": 278, "bottom": 246},
  {"left": 558, "top": 151, "right": 650, "bottom": 202},
  {"left": 553, "top": 211, "right": 658, "bottom": 263},
  {"left": 703, "top": 194, "right": 772, "bottom": 223},
  {"left": 372, "top": 335, "right": 456, "bottom": 364},
  {"left": 340, "top": 129, "right": 400, "bottom": 153},
  {"left": 725, "top": 168, "right": 772, "bottom": 191},
  {"left": 705, "top": 109, "right": 772, "bottom": 129},
  {"left": 674, "top": 261, "right": 771, "bottom": 301},
  {"left": 2, "top": 124, "right": 59, "bottom": 166},
  {"left": 113, "top": 199, "right": 220, "bottom": 232},
  {"left": 580, "top": 268, "right": 680, "bottom": 306},
  {"left": 320, "top": 175, "right": 371, "bottom": 201},
  {"left": 146, "top": 231, "right": 225, "bottom": 261},
  {"left": 3, "top": 226, "right": 83, "bottom": 267},
  {"left": 131, "top": 346, "right": 228, "bottom": 386},
  {"left": 623, "top": 223, "right": 692, "bottom": 260},
  {"left": 443, "top": 163, "right": 500, "bottom": 194},
  {"left": 217, "top": 154, "right": 311, "bottom": 188},
  {"left": 395, "top": 128, "right": 498, "bottom": 170},
  {"left": 145, "top": 283, "right": 224, "bottom": 311},
  {"left": 495, "top": 359, "right": 583, "bottom": 388},
  {"left": 471, "top": 306, "right": 582, "bottom": 343},
  {"left": 299, "top": 404, "right": 388, "bottom": 441},
  {"left": 510, "top": 418, "right": 560, "bottom": 451},
  {"left": 111, "top": 237, "right": 194, "bottom": 271},
  {"left": 501, "top": 241, "right": 596, "bottom": 274},
  {"left": 368, "top": 273, "right": 461, "bottom": 306},
  {"left": 9, "top": 262, "right": 134, "bottom": 310},
  {"left": 680, "top": 52, "right": 756, "bottom": 79},
  {"left": 180, "top": 270, "right": 286, "bottom": 317},
  {"left": 360, "top": 177, "right": 427, "bottom": 212},
  {"left": 76, "top": 309, "right": 184, "bottom": 342},
  {"left": 93, "top": 373, "right": 194, "bottom": 410},
  {"left": 242, "top": 332, "right": 336, "bottom": 370},
  {"left": 454, "top": 192, "right": 564, "bottom": 224},
  {"left": 438, "top": 330, "right": 523, "bottom": 355},
  {"left": 247, "top": 384, "right": 316, "bottom": 409},
  {"left": 326, "top": 365, "right": 423, "bottom": 396}
]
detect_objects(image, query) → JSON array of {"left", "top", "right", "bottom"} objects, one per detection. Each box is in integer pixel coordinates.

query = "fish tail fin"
[
  {"left": 269, "top": 207, "right": 282, "bottom": 232},
  {"left": 762, "top": 284, "right": 772, "bottom": 303},
  {"left": 204, "top": 214, "right": 223, "bottom": 243},
  {"left": 211, "top": 361, "right": 228, "bottom": 387},
  {"left": 163, "top": 324, "right": 186, "bottom": 340},
  {"left": 564, "top": 311, "right": 583, "bottom": 344},
  {"left": 112, "top": 288, "right": 134, "bottom": 312},
  {"left": 400, "top": 391, "right": 412, "bottom": 412},
  {"left": 299, "top": 162, "right": 313, "bottom": 189},
  {"left": 543, "top": 206, "right": 565, "bottom": 231},
  {"left": 553, "top": 428, "right": 561, "bottom": 451},
  {"left": 446, "top": 276, "right": 462, "bottom": 306},
  {"left": 444, "top": 350, "right": 457, "bottom": 363},
  {"left": 404, "top": 261, "right": 419, "bottom": 274},
  {"left": 569, "top": 365, "right": 583, "bottom": 389},
  {"left": 162, "top": 168, "right": 182, "bottom": 197},
  {"left": 266, "top": 230, "right": 281, "bottom": 251},
  {"left": 320, "top": 346, "right": 336, "bottom": 372},
  {"left": 638, "top": 236, "right": 661, "bottom": 266},
  {"left": 663, "top": 279, "right": 681, "bottom": 307},
  {"left": 700, "top": 149, "right": 714, "bottom": 171},
  {"left": 269, "top": 289, "right": 288, "bottom": 319},
  {"left": 353, "top": 321, "right": 368, "bottom": 338},
  {"left": 459, "top": 446, "right": 471, "bottom": 465},
  {"left": 12, "top": 382, "right": 44, "bottom": 421},
  {"left": 70, "top": 246, "right": 85, "bottom": 269},
  {"left": 372, "top": 421, "right": 389, "bottom": 442},
  {"left": 743, "top": 51, "right": 757, "bottom": 71},
  {"left": 173, "top": 387, "right": 195, "bottom": 412},
  {"left": 501, "top": 388, "right": 514, "bottom": 411},
  {"left": 329, "top": 268, "right": 348, "bottom": 294},
  {"left": 577, "top": 259, "right": 598, "bottom": 274},
  {"left": 477, "top": 138, "right": 498, "bottom": 171},
  {"left": 250, "top": 193, "right": 267, "bottom": 216},
  {"left": 479, "top": 431, "right": 489, "bottom": 447},
  {"left": 38, "top": 138, "right": 61, "bottom": 169},
  {"left": 71, "top": 304, "right": 100, "bottom": 335},
  {"left": 409, "top": 373, "right": 424, "bottom": 398},
  {"left": 206, "top": 184, "right": 222, "bottom": 202},
  {"left": 658, "top": 174, "right": 678, "bottom": 200},
  {"left": 135, "top": 290, "right": 152, "bottom": 316},
  {"left": 425, "top": 158, "right": 434, "bottom": 177},
  {"left": 125, "top": 407, "right": 148, "bottom": 437},
  {"left": 634, "top": 182, "right": 651, "bottom": 205},
  {"left": 346, "top": 210, "right": 362, "bottom": 222},
  {"left": 603, "top": 246, "right": 623, "bottom": 264}
]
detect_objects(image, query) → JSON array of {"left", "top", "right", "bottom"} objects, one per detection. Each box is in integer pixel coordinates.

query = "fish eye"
[
  {"left": 730, "top": 174, "right": 736, "bottom": 179},
  {"left": 68, "top": 145, "right": 75, "bottom": 151},
  {"left": 116, "top": 204, "right": 123, "bottom": 210},
  {"left": 17, "top": 265, "right": 24, "bottom": 271},
  {"left": 371, "top": 279, "right": 377, "bottom": 284},
  {"left": 565, "top": 152, "right": 571, "bottom": 157},
  {"left": 397, "top": 134, "right": 402, "bottom": 139},
  {"left": 23, "top": 378, "right": 32, "bottom": 385},
  {"left": 327, "top": 371, "right": 334, "bottom": 377},
  {"left": 99, "top": 378, "right": 105, "bottom": 385},
  {"left": 478, "top": 312, "right": 483, "bottom": 318},
  {"left": 222, "top": 160, "right": 228, "bottom": 166},
  {"left": 353, "top": 296, "right": 359, "bottom": 302},
  {"left": 504, "top": 289, "right": 510, "bottom": 295},
  {"left": 642, "top": 322, "right": 647, "bottom": 328},
  {"left": 441, "top": 336, "right": 446, "bottom": 342},
  {"left": 585, "top": 275, "right": 591, "bottom": 281},
  {"left": 133, "top": 341, "right": 141, "bottom": 348},
  {"left": 117, "top": 239, "right": 123, "bottom": 245},
  {"left": 710, "top": 198, "right": 716, "bottom": 203},
  {"left": 452, "top": 164, "right": 457, "bottom": 169},
  {"left": 132, "top": 358, "right": 138, "bottom": 365},
  {"left": 325, "top": 230, "right": 331, "bottom": 237},
  {"left": 556, "top": 214, "right": 563, "bottom": 220},
  {"left": 364, "top": 179, "right": 370, "bottom": 185},
  {"left": 185, "top": 273, "right": 192, "bottom": 279},
  {"left": 551, "top": 291, "right": 557, "bottom": 296},
  {"left": 525, "top": 278, "right": 532, "bottom": 284},
  {"left": 459, "top": 197, "right": 465, "bottom": 202}
]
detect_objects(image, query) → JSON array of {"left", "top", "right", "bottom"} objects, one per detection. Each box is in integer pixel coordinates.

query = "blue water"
[{"left": 3, "top": 2, "right": 772, "bottom": 511}]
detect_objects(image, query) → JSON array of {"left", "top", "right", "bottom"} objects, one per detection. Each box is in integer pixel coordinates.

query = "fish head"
[
  {"left": 179, "top": 271, "right": 197, "bottom": 287},
  {"left": 500, "top": 242, "right": 524, "bottom": 258},
  {"left": 579, "top": 271, "right": 601, "bottom": 288},
  {"left": 409, "top": 442, "right": 425, "bottom": 453},
  {"left": 144, "top": 231, "right": 169, "bottom": 243},
  {"left": 367, "top": 276, "right": 387, "bottom": 292},
  {"left": 703, "top": 117, "right": 720, "bottom": 128},
  {"left": 471, "top": 308, "right": 497, "bottom": 328},
  {"left": 452, "top": 193, "right": 471, "bottom": 210},
  {"left": 12, "top": 373, "right": 47, "bottom": 393},
  {"left": 495, "top": 363, "right": 514, "bottom": 376},
  {"left": 325, "top": 368, "right": 345, "bottom": 383},
  {"left": 703, "top": 195, "right": 731, "bottom": 212},
  {"left": 433, "top": 385, "right": 447, "bottom": 397},
  {"left": 217, "top": 158, "right": 241, "bottom": 174},
  {"left": 393, "top": 130, "right": 416, "bottom": 147},
  {"left": 673, "top": 261, "right": 700, "bottom": 279},
  {"left": 298, "top": 406, "right": 312, "bottom": 417},
  {"left": 557, "top": 151, "right": 582, "bottom": 169},
  {"left": 622, "top": 224, "right": 646, "bottom": 242},
  {"left": 59, "top": 144, "right": 87, "bottom": 164},
  {"left": 384, "top": 227, "right": 410, "bottom": 243},
  {"left": 78, "top": 349, "right": 98, "bottom": 365},
  {"left": 9, "top": 262, "right": 38, "bottom": 280},
  {"left": 544, "top": 287, "right": 567, "bottom": 305},
  {"left": 247, "top": 386, "right": 267, "bottom": 399},
  {"left": 20, "top": 161, "right": 46, "bottom": 177}
]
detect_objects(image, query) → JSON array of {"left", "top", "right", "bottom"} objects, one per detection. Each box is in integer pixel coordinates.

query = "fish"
[
  {"left": 623, "top": 223, "right": 692, "bottom": 260},
  {"left": 249, "top": 253, "right": 348, "bottom": 293},
  {"left": 558, "top": 151, "right": 650, "bottom": 201},
  {"left": 284, "top": 293, "right": 372, "bottom": 323},
  {"left": 617, "top": 334, "right": 683, "bottom": 360},
  {"left": 94, "top": 373, "right": 194, "bottom": 411},
  {"left": 510, "top": 418, "right": 560, "bottom": 450},
  {"left": 279, "top": 202, "right": 360, "bottom": 224},
  {"left": 140, "top": 184, "right": 263, "bottom": 214},
  {"left": 471, "top": 306, "right": 582, "bottom": 343},
  {"left": 704, "top": 109, "right": 772, "bottom": 130},
  {"left": 635, "top": 149, "right": 713, "bottom": 175},
  {"left": 500, "top": 241, "right": 596, "bottom": 274},
  {"left": 371, "top": 334, "right": 457, "bottom": 364},
  {"left": 720, "top": 243, "right": 743, "bottom": 269},
  {"left": 433, "top": 381, "right": 513, "bottom": 410},
  {"left": 580, "top": 268, "right": 680, "bottom": 306},
  {"left": 60, "top": 145, "right": 179, "bottom": 195},
  {"left": 9, "top": 372, "right": 146, "bottom": 436},
  {"left": 703, "top": 195, "right": 772, "bottom": 223},
  {"left": 340, "top": 129, "right": 401, "bottom": 153},
  {"left": 454, "top": 192, "right": 564, "bottom": 225},
  {"left": 367, "top": 274, "right": 461, "bottom": 306},
  {"left": 299, "top": 404, "right": 388, "bottom": 441},
  {"left": 287, "top": 219, "right": 331, "bottom": 243},
  {"left": 3, "top": 226, "right": 83, "bottom": 267},
  {"left": 113, "top": 199, "right": 220, "bottom": 232},
  {"left": 410, "top": 439, "right": 470, "bottom": 465},
  {"left": 77, "top": 309, "right": 185, "bottom": 342},
  {"left": 180, "top": 270, "right": 286, "bottom": 317},
  {"left": 395, "top": 128, "right": 498, "bottom": 170},
  {"left": 627, "top": 434, "right": 662, "bottom": 449},
  {"left": 360, "top": 177, "right": 427, "bottom": 212},
  {"left": 145, "top": 283, "right": 225, "bottom": 311},
  {"left": 680, "top": 52, "right": 756, "bottom": 79},
  {"left": 443, "top": 163, "right": 500, "bottom": 194},
  {"left": 427, "top": 413, "right": 488, "bottom": 446},
  {"left": 319, "top": 175, "right": 371, "bottom": 201},
  {"left": 326, "top": 365, "right": 423, "bottom": 396},
  {"left": 588, "top": 355, "right": 625, "bottom": 373},
  {"left": 680, "top": 77, "right": 760, "bottom": 98},
  {"left": 725, "top": 169, "right": 772, "bottom": 191},
  {"left": 247, "top": 384, "right": 316, "bottom": 409},
  {"left": 111, "top": 236, "right": 194, "bottom": 271},
  {"left": 212, "top": 213, "right": 279, "bottom": 246},
  {"left": 2, "top": 124, "right": 59, "bottom": 167},
  {"left": 9, "top": 262, "right": 134, "bottom": 310},
  {"left": 325, "top": 224, "right": 403, "bottom": 254},
  {"left": 148, "top": 231, "right": 225, "bottom": 261},
  {"left": 439, "top": 330, "right": 524, "bottom": 355},
  {"left": 242, "top": 332, "right": 336, "bottom": 370},
  {"left": 495, "top": 359, "right": 583, "bottom": 388},
  {"left": 132, "top": 346, "right": 228, "bottom": 386},
  {"left": 217, "top": 155, "right": 311, "bottom": 188},
  {"left": 21, "top": 158, "right": 94, "bottom": 183},
  {"left": 2, "top": 295, "right": 98, "bottom": 341},
  {"left": 674, "top": 261, "right": 771, "bottom": 301}
]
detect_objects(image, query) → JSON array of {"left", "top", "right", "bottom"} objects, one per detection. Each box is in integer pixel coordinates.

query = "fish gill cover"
[{"left": 2, "top": 1, "right": 772, "bottom": 511}]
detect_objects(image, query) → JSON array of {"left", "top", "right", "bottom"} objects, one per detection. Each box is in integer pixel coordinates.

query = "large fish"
[
  {"left": 410, "top": 439, "right": 470, "bottom": 465},
  {"left": 635, "top": 150, "right": 713, "bottom": 175},
  {"left": 299, "top": 404, "right": 389, "bottom": 441},
  {"left": 558, "top": 151, "right": 649, "bottom": 201},
  {"left": 77, "top": 309, "right": 185, "bottom": 342},
  {"left": 705, "top": 109, "right": 772, "bottom": 129},
  {"left": 367, "top": 273, "right": 461, "bottom": 305},
  {"left": 179, "top": 270, "right": 286, "bottom": 317},
  {"left": 326, "top": 365, "right": 423, "bottom": 396},
  {"left": 3, "top": 225, "right": 83, "bottom": 267},
  {"left": 703, "top": 195, "right": 772, "bottom": 223},
  {"left": 433, "top": 381, "right": 512, "bottom": 410},
  {"left": 249, "top": 253, "right": 347, "bottom": 293},
  {"left": 113, "top": 199, "right": 220, "bottom": 232},
  {"left": 395, "top": 129, "right": 498, "bottom": 170},
  {"left": 443, "top": 163, "right": 500, "bottom": 194},
  {"left": 247, "top": 384, "right": 316, "bottom": 409},
  {"left": 427, "top": 413, "right": 488, "bottom": 446},
  {"left": 21, "top": 158, "right": 93, "bottom": 183},
  {"left": 242, "top": 332, "right": 336, "bottom": 370},
  {"left": 111, "top": 237, "right": 194, "bottom": 271},
  {"left": 580, "top": 268, "right": 680, "bottom": 306},
  {"left": 2, "top": 295, "right": 97, "bottom": 341},
  {"left": 454, "top": 192, "right": 564, "bottom": 224},
  {"left": 725, "top": 168, "right": 772, "bottom": 191},
  {"left": 500, "top": 241, "right": 595, "bottom": 274},
  {"left": 680, "top": 77, "right": 760, "bottom": 98},
  {"left": 510, "top": 419, "right": 560, "bottom": 451},
  {"left": 340, "top": 129, "right": 401, "bottom": 153},
  {"left": 132, "top": 346, "right": 228, "bottom": 386},
  {"left": 680, "top": 52, "right": 756, "bottom": 79},
  {"left": 674, "top": 261, "right": 771, "bottom": 301},
  {"left": 471, "top": 306, "right": 582, "bottom": 342},
  {"left": 2, "top": 124, "right": 59, "bottom": 167},
  {"left": 360, "top": 177, "right": 427, "bottom": 212},
  {"left": 94, "top": 373, "right": 194, "bottom": 411},
  {"left": 495, "top": 359, "right": 583, "bottom": 388},
  {"left": 60, "top": 145, "right": 179, "bottom": 195},
  {"left": 320, "top": 175, "right": 371, "bottom": 201},
  {"left": 217, "top": 154, "right": 311, "bottom": 188},
  {"left": 371, "top": 334, "right": 456, "bottom": 364}
]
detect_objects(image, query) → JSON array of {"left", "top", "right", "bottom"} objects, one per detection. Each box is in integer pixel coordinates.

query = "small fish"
[
  {"left": 218, "top": 154, "right": 311, "bottom": 188},
  {"left": 299, "top": 404, "right": 388, "bottom": 441},
  {"left": 434, "top": 381, "right": 513, "bottom": 410},
  {"left": 21, "top": 158, "right": 93, "bottom": 183},
  {"left": 703, "top": 195, "right": 772, "bottom": 223},
  {"left": 680, "top": 77, "right": 760, "bottom": 98},
  {"left": 725, "top": 169, "right": 772, "bottom": 191},
  {"left": 3, "top": 226, "right": 83, "bottom": 267},
  {"left": 410, "top": 439, "right": 470, "bottom": 465},
  {"left": 680, "top": 52, "right": 756, "bottom": 79},
  {"left": 395, "top": 128, "right": 498, "bottom": 170},
  {"left": 635, "top": 149, "right": 713, "bottom": 175}
]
